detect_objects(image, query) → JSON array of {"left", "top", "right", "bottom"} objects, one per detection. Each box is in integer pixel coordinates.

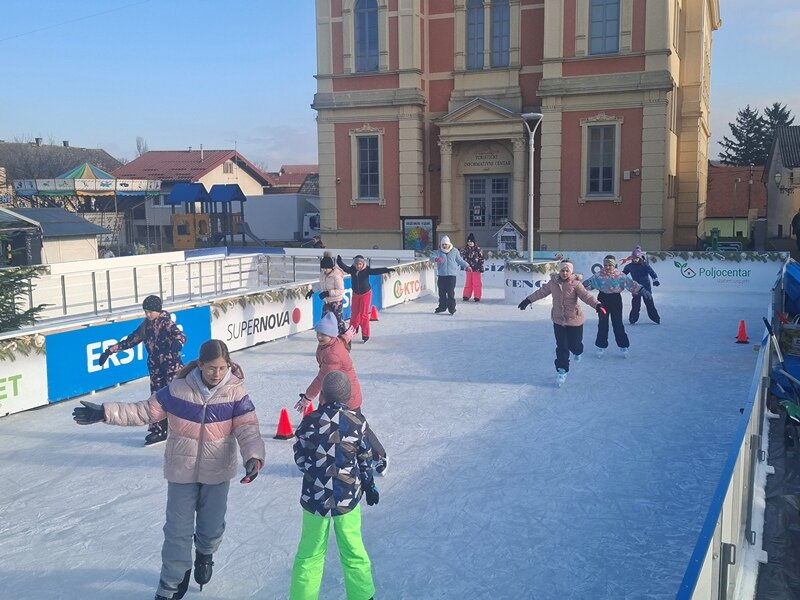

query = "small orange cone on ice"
[
  {"left": 370, "top": 306, "right": 379, "bottom": 321},
  {"left": 273, "top": 408, "right": 294, "bottom": 439},
  {"left": 735, "top": 320, "right": 749, "bottom": 344}
]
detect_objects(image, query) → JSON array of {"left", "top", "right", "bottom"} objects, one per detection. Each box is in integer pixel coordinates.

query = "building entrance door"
[{"left": 466, "top": 174, "right": 510, "bottom": 248}]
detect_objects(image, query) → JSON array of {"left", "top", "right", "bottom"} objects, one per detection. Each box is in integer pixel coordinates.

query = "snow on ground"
[{"left": 0, "top": 286, "right": 768, "bottom": 599}]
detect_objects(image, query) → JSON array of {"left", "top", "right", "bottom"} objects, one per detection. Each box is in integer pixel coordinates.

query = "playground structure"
[{"left": 168, "top": 183, "right": 245, "bottom": 250}]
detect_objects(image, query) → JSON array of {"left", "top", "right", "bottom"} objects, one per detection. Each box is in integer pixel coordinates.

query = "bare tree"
[{"left": 136, "top": 136, "right": 149, "bottom": 157}]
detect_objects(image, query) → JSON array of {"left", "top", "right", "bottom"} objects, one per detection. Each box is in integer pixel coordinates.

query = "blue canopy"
[
  {"left": 167, "top": 183, "right": 210, "bottom": 205},
  {"left": 209, "top": 184, "right": 247, "bottom": 203}
]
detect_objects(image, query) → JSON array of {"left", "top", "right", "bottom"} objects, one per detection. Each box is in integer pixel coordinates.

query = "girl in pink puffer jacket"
[{"left": 73, "top": 339, "right": 265, "bottom": 600}]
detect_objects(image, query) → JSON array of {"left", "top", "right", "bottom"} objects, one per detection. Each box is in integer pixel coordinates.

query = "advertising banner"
[
  {"left": 401, "top": 217, "right": 436, "bottom": 253},
  {"left": 382, "top": 267, "right": 435, "bottom": 308},
  {"left": 211, "top": 295, "right": 314, "bottom": 352},
  {"left": 0, "top": 352, "right": 48, "bottom": 417},
  {"left": 45, "top": 306, "right": 211, "bottom": 402}
]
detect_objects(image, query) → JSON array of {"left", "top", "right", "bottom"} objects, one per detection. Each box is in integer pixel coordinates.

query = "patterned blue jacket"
[
  {"left": 622, "top": 261, "right": 658, "bottom": 291},
  {"left": 582, "top": 269, "right": 643, "bottom": 295},
  {"left": 293, "top": 402, "right": 374, "bottom": 516}
]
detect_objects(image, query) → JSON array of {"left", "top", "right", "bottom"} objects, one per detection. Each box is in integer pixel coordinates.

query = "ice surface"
[{"left": 0, "top": 287, "right": 767, "bottom": 599}]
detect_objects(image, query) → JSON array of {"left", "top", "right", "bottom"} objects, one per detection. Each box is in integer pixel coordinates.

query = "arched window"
[
  {"left": 355, "top": 0, "right": 379, "bottom": 72},
  {"left": 466, "top": 0, "right": 484, "bottom": 70},
  {"left": 491, "top": 0, "right": 509, "bottom": 67}
]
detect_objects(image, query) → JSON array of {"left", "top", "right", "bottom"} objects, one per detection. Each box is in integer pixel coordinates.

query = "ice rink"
[{"left": 0, "top": 286, "right": 768, "bottom": 599}]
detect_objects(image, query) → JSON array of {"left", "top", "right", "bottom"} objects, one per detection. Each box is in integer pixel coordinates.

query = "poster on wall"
[
  {"left": 401, "top": 217, "right": 436, "bottom": 254},
  {"left": 45, "top": 306, "right": 211, "bottom": 402},
  {"left": 0, "top": 351, "right": 49, "bottom": 417}
]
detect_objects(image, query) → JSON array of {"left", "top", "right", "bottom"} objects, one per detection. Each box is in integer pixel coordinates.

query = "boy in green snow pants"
[{"left": 290, "top": 370, "right": 380, "bottom": 600}]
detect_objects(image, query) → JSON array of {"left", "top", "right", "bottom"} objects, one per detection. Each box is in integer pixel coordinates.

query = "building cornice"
[
  {"left": 312, "top": 88, "right": 426, "bottom": 110},
  {"left": 538, "top": 70, "right": 675, "bottom": 97}
]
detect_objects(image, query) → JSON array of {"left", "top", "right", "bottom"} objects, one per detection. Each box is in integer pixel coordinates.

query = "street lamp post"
[{"left": 521, "top": 112, "right": 543, "bottom": 258}]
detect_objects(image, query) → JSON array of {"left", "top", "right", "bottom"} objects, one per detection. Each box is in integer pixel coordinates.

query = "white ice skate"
[
  {"left": 621, "top": 347, "right": 629, "bottom": 358},
  {"left": 556, "top": 369, "right": 567, "bottom": 387},
  {"left": 596, "top": 348, "right": 605, "bottom": 358},
  {"left": 572, "top": 353, "right": 582, "bottom": 363}
]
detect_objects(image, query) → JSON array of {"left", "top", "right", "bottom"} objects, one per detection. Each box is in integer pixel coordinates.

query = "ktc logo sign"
[{"left": 393, "top": 279, "right": 421, "bottom": 298}]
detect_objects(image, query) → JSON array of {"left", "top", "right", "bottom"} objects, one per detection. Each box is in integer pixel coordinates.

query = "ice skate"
[
  {"left": 434, "top": 307, "right": 446, "bottom": 314},
  {"left": 194, "top": 550, "right": 214, "bottom": 591},
  {"left": 596, "top": 348, "right": 605, "bottom": 358},
  {"left": 556, "top": 369, "right": 567, "bottom": 387},
  {"left": 572, "top": 353, "right": 582, "bottom": 363},
  {"left": 621, "top": 347, "right": 629, "bottom": 358},
  {"left": 144, "top": 427, "right": 167, "bottom": 446},
  {"left": 375, "top": 456, "right": 388, "bottom": 476}
]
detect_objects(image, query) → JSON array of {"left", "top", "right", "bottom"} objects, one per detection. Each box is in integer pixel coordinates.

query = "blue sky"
[{"left": 1, "top": 0, "right": 797, "bottom": 167}]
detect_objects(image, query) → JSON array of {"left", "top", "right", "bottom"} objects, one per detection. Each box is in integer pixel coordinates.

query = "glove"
[
  {"left": 305, "top": 290, "right": 313, "bottom": 300},
  {"left": 653, "top": 280, "right": 660, "bottom": 287},
  {"left": 240, "top": 458, "right": 262, "bottom": 484},
  {"left": 72, "top": 400, "right": 105, "bottom": 425},
  {"left": 295, "top": 393, "right": 310, "bottom": 413},
  {"left": 465, "top": 266, "right": 472, "bottom": 271},
  {"left": 170, "top": 340, "right": 182, "bottom": 354},
  {"left": 435, "top": 257, "right": 444, "bottom": 264},
  {"left": 639, "top": 288, "right": 652, "bottom": 300},
  {"left": 517, "top": 299, "right": 531, "bottom": 311},
  {"left": 364, "top": 480, "right": 380, "bottom": 506},
  {"left": 98, "top": 349, "right": 112, "bottom": 366},
  {"left": 318, "top": 291, "right": 330, "bottom": 299},
  {"left": 595, "top": 303, "right": 607, "bottom": 317}
]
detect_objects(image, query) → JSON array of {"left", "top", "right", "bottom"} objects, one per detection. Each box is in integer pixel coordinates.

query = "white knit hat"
[{"left": 440, "top": 235, "right": 451, "bottom": 246}]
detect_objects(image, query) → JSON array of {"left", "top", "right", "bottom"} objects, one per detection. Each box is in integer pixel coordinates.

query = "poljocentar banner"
[{"left": 45, "top": 306, "right": 211, "bottom": 403}]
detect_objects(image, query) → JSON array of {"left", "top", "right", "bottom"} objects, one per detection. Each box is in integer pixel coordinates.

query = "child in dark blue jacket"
[{"left": 622, "top": 246, "right": 661, "bottom": 324}]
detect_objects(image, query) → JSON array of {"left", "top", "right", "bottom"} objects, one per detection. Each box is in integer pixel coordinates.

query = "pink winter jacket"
[
  {"left": 304, "top": 328, "right": 362, "bottom": 409},
  {"left": 525, "top": 273, "right": 600, "bottom": 327},
  {"left": 318, "top": 267, "right": 345, "bottom": 304},
  {"left": 103, "top": 362, "right": 266, "bottom": 485}
]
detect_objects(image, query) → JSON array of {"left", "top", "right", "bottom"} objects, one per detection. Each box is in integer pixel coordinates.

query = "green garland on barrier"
[
  {"left": 384, "top": 261, "right": 433, "bottom": 279},
  {"left": 211, "top": 286, "right": 309, "bottom": 318},
  {"left": 647, "top": 251, "right": 788, "bottom": 264},
  {"left": 0, "top": 334, "right": 46, "bottom": 362}
]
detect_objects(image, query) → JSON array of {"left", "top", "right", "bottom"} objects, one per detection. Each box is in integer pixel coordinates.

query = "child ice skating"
[
  {"left": 336, "top": 254, "right": 395, "bottom": 343},
  {"left": 305, "top": 252, "right": 346, "bottom": 334},
  {"left": 73, "top": 339, "right": 265, "bottom": 600},
  {"left": 622, "top": 245, "right": 661, "bottom": 324},
  {"left": 291, "top": 370, "right": 379, "bottom": 600},
  {"left": 296, "top": 313, "right": 387, "bottom": 474},
  {"left": 518, "top": 260, "right": 605, "bottom": 386},
  {"left": 98, "top": 294, "right": 186, "bottom": 445},
  {"left": 430, "top": 235, "right": 470, "bottom": 314},
  {"left": 460, "top": 233, "right": 485, "bottom": 302},
  {"left": 582, "top": 255, "right": 649, "bottom": 358}
]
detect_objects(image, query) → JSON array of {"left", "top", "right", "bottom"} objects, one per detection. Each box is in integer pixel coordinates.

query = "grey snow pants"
[{"left": 156, "top": 480, "right": 230, "bottom": 597}]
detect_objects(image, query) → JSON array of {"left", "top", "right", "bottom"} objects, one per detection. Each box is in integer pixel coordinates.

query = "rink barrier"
[
  {"left": 676, "top": 270, "right": 784, "bottom": 599},
  {"left": 0, "top": 255, "right": 429, "bottom": 418}
]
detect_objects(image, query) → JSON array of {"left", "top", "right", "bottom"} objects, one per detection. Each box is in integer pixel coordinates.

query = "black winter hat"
[
  {"left": 321, "top": 370, "right": 351, "bottom": 405},
  {"left": 142, "top": 295, "right": 162, "bottom": 312},
  {"left": 320, "top": 255, "right": 334, "bottom": 269},
  {"left": 467, "top": 233, "right": 476, "bottom": 243}
]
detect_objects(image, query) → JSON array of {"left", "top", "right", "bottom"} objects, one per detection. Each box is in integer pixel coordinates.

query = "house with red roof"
[
  {"left": 113, "top": 149, "right": 272, "bottom": 250},
  {"left": 264, "top": 164, "right": 319, "bottom": 194},
  {"left": 705, "top": 164, "right": 766, "bottom": 240}
]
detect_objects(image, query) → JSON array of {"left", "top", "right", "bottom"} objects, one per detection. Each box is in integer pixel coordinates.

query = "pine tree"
[
  {"left": 718, "top": 105, "right": 770, "bottom": 166},
  {"left": 0, "top": 263, "right": 46, "bottom": 333},
  {"left": 763, "top": 102, "right": 795, "bottom": 153}
]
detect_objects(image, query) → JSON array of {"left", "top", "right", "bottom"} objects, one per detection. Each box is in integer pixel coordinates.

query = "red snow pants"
[
  {"left": 462, "top": 271, "right": 483, "bottom": 300},
  {"left": 349, "top": 290, "right": 372, "bottom": 339}
]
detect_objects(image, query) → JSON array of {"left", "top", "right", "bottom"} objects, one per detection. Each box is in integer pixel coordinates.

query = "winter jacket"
[
  {"left": 582, "top": 269, "right": 643, "bottom": 295},
  {"left": 304, "top": 328, "right": 362, "bottom": 409},
  {"left": 336, "top": 256, "right": 392, "bottom": 295},
  {"left": 525, "top": 273, "right": 600, "bottom": 327},
  {"left": 293, "top": 401, "right": 373, "bottom": 516},
  {"left": 460, "top": 244, "right": 485, "bottom": 272},
  {"left": 109, "top": 311, "right": 186, "bottom": 376},
  {"left": 622, "top": 261, "right": 658, "bottom": 291},
  {"left": 103, "top": 362, "right": 266, "bottom": 485},
  {"left": 317, "top": 267, "right": 345, "bottom": 304},
  {"left": 429, "top": 247, "right": 469, "bottom": 276}
]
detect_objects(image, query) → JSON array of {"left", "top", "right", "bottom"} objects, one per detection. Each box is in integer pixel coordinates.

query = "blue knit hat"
[{"left": 315, "top": 312, "right": 339, "bottom": 337}]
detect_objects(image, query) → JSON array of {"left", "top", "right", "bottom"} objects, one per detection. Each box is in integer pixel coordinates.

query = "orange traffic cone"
[
  {"left": 303, "top": 400, "right": 314, "bottom": 417},
  {"left": 370, "top": 306, "right": 379, "bottom": 321},
  {"left": 273, "top": 408, "right": 294, "bottom": 439},
  {"left": 735, "top": 320, "right": 749, "bottom": 344}
]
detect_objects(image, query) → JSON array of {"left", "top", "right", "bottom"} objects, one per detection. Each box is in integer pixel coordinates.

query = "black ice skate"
[
  {"left": 194, "top": 550, "right": 214, "bottom": 591},
  {"left": 144, "top": 427, "right": 167, "bottom": 446}
]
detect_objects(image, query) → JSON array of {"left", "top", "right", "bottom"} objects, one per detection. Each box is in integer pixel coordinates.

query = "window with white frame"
[
  {"left": 491, "top": 0, "right": 510, "bottom": 67},
  {"left": 589, "top": 0, "right": 620, "bottom": 55},
  {"left": 355, "top": 0, "right": 379, "bottom": 73},
  {"left": 579, "top": 115, "right": 623, "bottom": 203},
  {"left": 349, "top": 125, "right": 384, "bottom": 205},
  {"left": 223, "top": 160, "right": 234, "bottom": 174},
  {"left": 466, "top": 0, "right": 484, "bottom": 70}
]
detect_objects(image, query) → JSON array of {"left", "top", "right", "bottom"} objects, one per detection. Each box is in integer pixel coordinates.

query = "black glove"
[
  {"left": 305, "top": 290, "right": 314, "bottom": 300},
  {"left": 318, "top": 291, "right": 330, "bottom": 299},
  {"left": 98, "top": 349, "right": 112, "bottom": 366},
  {"left": 517, "top": 299, "right": 531, "bottom": 311},
  {"left": 170, "top": 340, "right": 182, "bottom": 354},
  {"left": 364, "top": 480, "right": 379, "bottom": 506},
  {"left": 653, "top": 280, "right": 660, "bottom": 287},
  {"left": 240, "top": 458, "right": 262, "bottom": 484},
  {"left": 596, "top": 303, "right": 607, "bottom": 317},
  {"left": 72, "top": 400, "right": 105, "bottom": 425}
]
